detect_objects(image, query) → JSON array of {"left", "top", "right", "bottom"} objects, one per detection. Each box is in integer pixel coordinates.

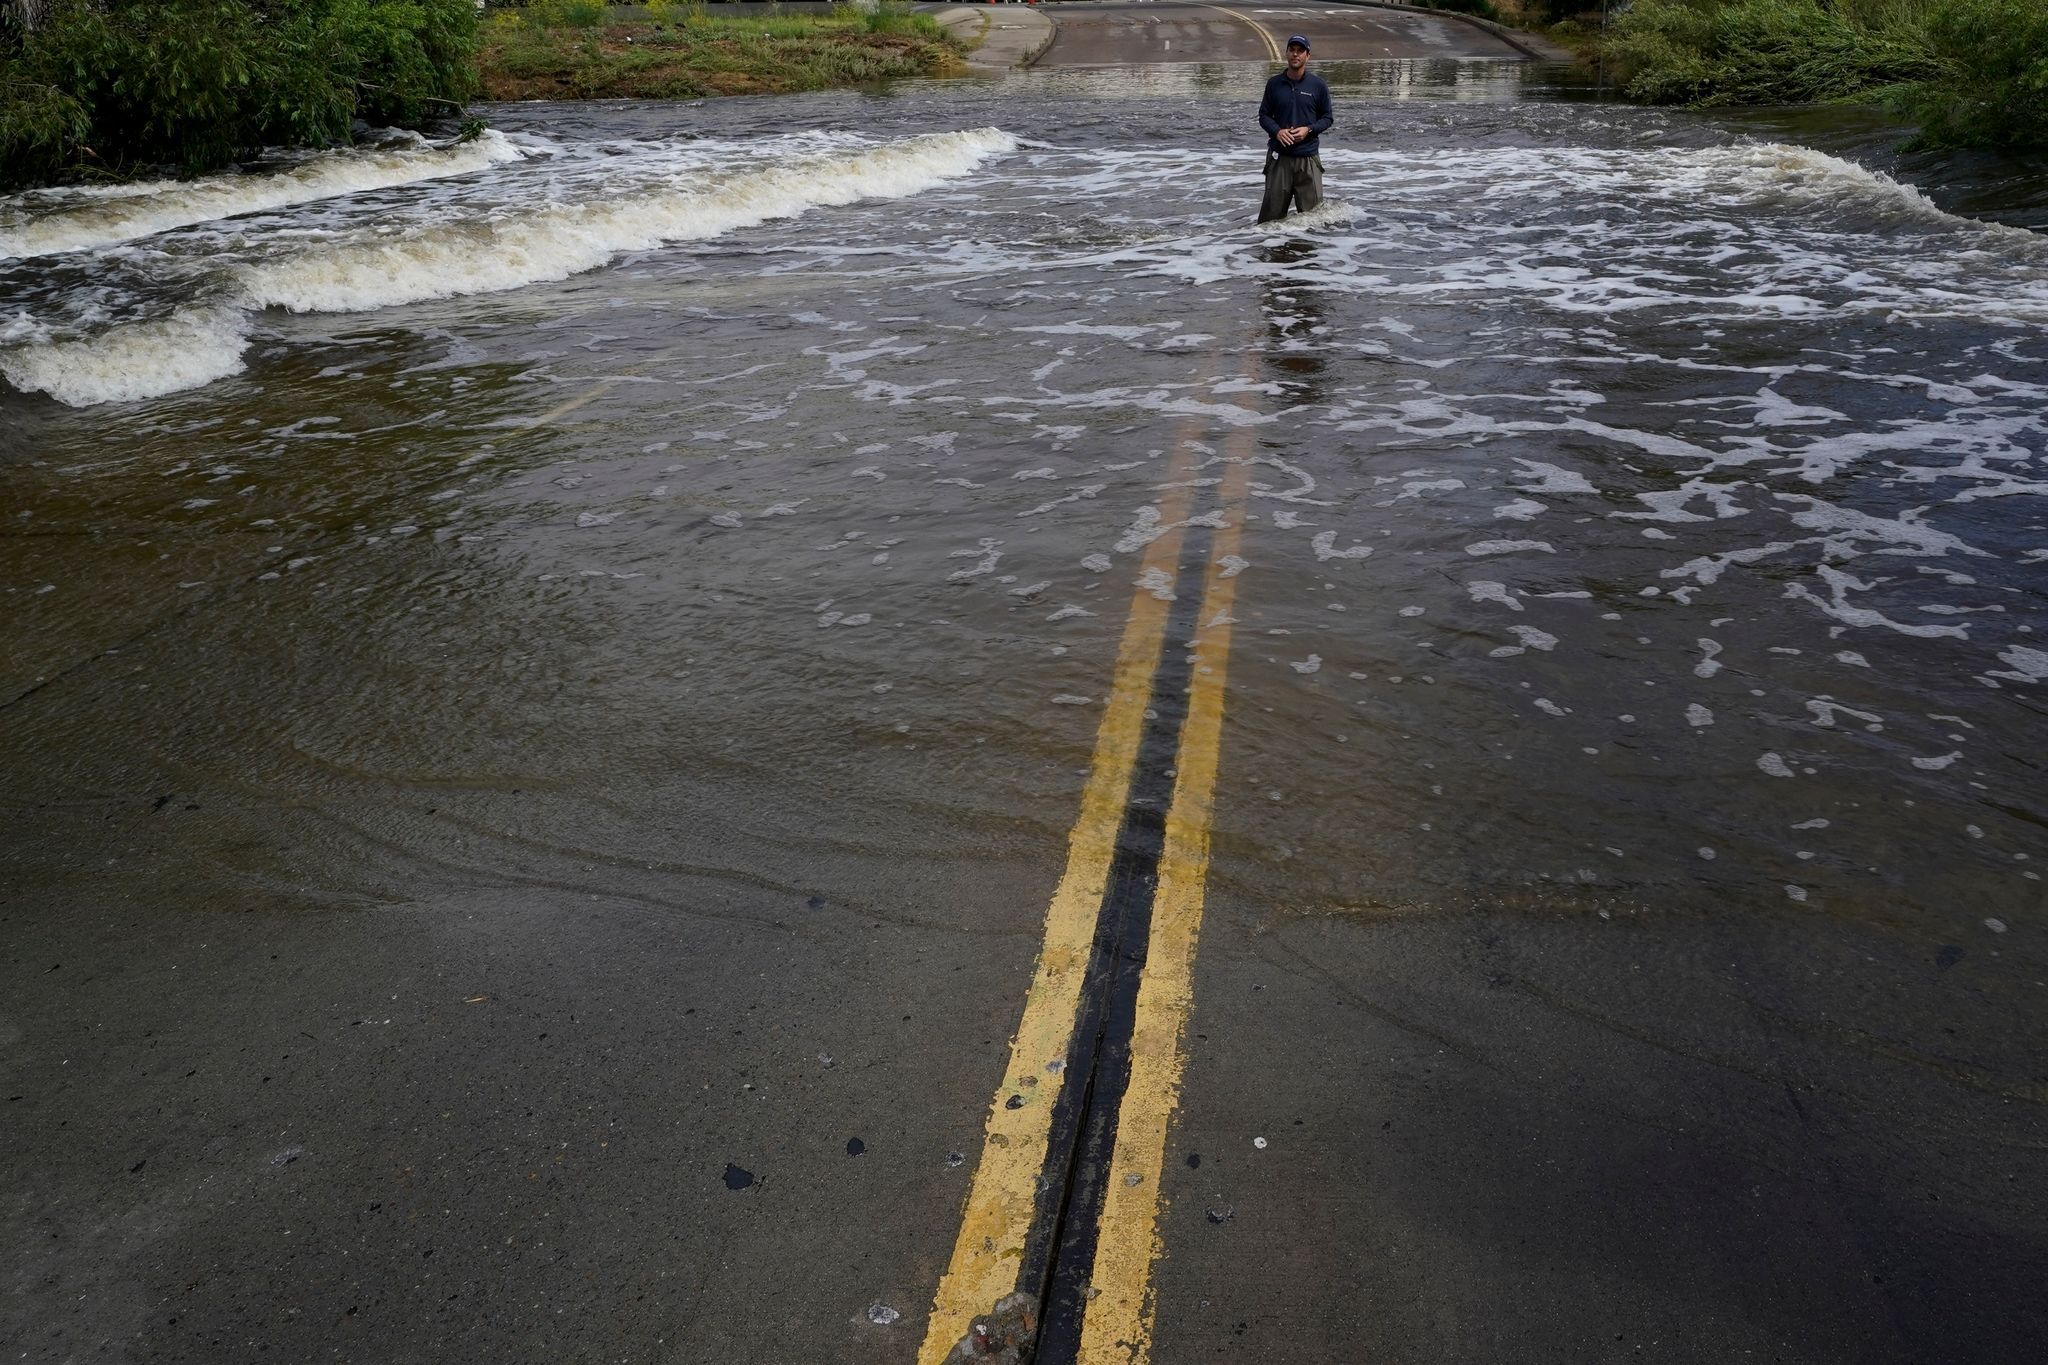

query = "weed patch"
[{"left": 478, "top": 2, "right": 960, "bottom": 101}]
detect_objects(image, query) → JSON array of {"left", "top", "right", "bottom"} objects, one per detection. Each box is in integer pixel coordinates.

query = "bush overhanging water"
[
  {"left": 0, "top": 0, "right": 480, "bottom": 190},
  {"left": 1607, "top": 0, "right": 2048, "bottom": 149}
]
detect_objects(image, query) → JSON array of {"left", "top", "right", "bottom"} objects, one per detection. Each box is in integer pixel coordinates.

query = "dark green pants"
[{"left": 1258, "top": 153, "right": 1324, "bottom": 223}]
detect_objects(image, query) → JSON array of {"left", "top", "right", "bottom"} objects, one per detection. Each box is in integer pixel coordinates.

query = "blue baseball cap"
[{"left": 1287, "top": 34, "right": 1311, "bottom": 51}]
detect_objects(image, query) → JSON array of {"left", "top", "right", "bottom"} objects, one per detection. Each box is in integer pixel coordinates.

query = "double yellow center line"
[
  {"left": 919, "top": 424, "right": 1255, "bottom": 1365},
  {"left": 1202, "top": 3, "right": 1286, "bottom": 65},
  {"left": 1077, "top": 449, "right": 1249, "bottom": 1362}
]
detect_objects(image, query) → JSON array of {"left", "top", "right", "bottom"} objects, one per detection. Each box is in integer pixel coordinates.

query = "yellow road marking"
[
  {"left": 1202, "top": 3, "right": 1284, "bottom": 65},
  {"left": 917, "top": 444, "right": 1203, "bottom": 1365},
  {"left": 533, "top": 379, "right": 619, "bottom": 426},
  {"left": 532, "top": 339, "right": 693, "bottom": 427},
  {"left": 1077, "top": 441, "right": 1251, "bottom": 1364}
]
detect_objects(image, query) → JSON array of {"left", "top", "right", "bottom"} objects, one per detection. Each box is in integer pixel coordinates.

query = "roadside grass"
[{"left": 479, "top": 2, "right": 965, "bottom": 100}]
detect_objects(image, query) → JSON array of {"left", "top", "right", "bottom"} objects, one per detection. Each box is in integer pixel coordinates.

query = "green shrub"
[
  {"left": 0, "top": 0, "right": 480, "bottom": 189},
  {"left": 24, "top": 1, "right": 284, "bottom": 173},
  {"left": 0, "top": 75, "right": 91, "bottom": 187},
  {"left": 1891, "top": 0, "right": 2048, "bottom": 149},
  {"left": 1610, "top": 0, "right": 1927, "bottom": 105},
  {"left": 1607, "top": 0, "right": 2043, "bottom": 147}
]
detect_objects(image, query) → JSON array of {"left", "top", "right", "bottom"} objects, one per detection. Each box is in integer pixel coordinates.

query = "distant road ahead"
[{"left": 1036, "top": 0, "right": 1528, "bottom": 67}]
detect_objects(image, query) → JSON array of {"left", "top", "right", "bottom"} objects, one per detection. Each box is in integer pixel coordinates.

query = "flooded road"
[{"left": 5, "top": 16, "right": 2048, "bottom": 1364}]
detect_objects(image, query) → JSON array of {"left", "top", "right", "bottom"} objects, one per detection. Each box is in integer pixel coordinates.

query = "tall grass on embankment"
[
  {"left": 1605, "top": 0, "right": 2048, "bottom": 149},
  {"left": 478, "top": 1, "right": 964, "bottom": 101}
]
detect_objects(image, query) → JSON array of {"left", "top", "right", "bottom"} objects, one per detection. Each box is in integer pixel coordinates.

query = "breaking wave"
[
  {"left": 241, "top": 127, "right": 1018, "bottom": 313},
  {"left": 0, "top": 128, "right": 1017, "bottom": 408},
  {"left": 1701, "top": 141, "right": 2039, "bottom": 240},
  {"left": 0, "top": 130, "right": 530, "bottom": 261},
  {"left": 0, "top": 306, "right": 248, "bottom": 408}
]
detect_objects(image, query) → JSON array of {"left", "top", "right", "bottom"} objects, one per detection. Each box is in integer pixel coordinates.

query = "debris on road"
[{"left": 942, "top": 1290, "right": 1036, "bottom": 1363}]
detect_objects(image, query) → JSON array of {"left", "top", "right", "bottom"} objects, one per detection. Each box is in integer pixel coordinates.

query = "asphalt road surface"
[
  {"left": 1037, "top": 0, "right": 1526, "bottom": 66},
  {"left": 4, "top": 5, "right": 2045, "bottom": 1365}
]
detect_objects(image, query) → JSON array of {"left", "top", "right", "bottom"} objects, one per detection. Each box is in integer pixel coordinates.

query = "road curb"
[
  {"left": 927, "top": 4, "right": 1057, "bottom": 71},
  {"left": 1020, "top": 9, "right": 1058, "bottom": 68}
]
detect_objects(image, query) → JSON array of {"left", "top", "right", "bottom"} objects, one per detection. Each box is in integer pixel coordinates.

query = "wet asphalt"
[
  {"left": 1035, "top": 0, "right": 1526, "bottom": 67},
  {"left": 6, "top": 4, "right": 2048, "bottom": 1364}
]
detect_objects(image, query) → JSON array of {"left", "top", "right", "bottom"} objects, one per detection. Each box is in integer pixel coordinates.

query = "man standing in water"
[{"left": 1258, "top": 35, "right": 1334, "bottom": 223}]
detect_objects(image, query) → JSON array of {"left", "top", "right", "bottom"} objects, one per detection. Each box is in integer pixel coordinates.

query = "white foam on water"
[
  {"left": 0, "top": 304, "right": 248, "bottom": 407},
  {"left": 1709, "top": 142, "right": 2041, "bottom": 244},
  {"left": 1786, "top": 565, "right": 1971, "bottom": 639},
  {"left": 1775, "top": 494, "right": 1987, "bottom": 560},
  {"left": 1135, "top": 567, "right": 1175, "bottom": 601},
  {"left": 1016, "top": 139, "right": 2048, "bottom": 325},
  {"left": 0, "top": 131, "right": 528, "bottom": 260},
  {"left": 0, "top": 310, "right": 50, "bottom": 346},
  {"left": 1806, "top": 698, "right": 1883, "bottom": 730},
  {"left": 1256, "top": 200, "right": 1358, "bottom": 235},
  {"left": 1989, "top": 645, "right": 2048, "bottom": 683},
  {"left": 3, "top": 129, "right": 1017, "bottom": 406},
  {"left": 243, "top": 129, "right": 1017, "bottom": 314},
  {"left": 1468, "top": 581, "right": 1522, "bottom": 612},
  {"left": 1310, "top": 531, "right": 1373, "bottom": 561},
  {"left": 1510, "top": 459, "right": 1596, "bottom": 495}
]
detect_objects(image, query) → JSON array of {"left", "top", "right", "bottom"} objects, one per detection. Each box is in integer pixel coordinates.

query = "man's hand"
[{"left": 1276, "top": 126, "right": 1301, "bottom": 147}]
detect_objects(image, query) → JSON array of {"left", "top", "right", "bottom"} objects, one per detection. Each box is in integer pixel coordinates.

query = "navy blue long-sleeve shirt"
[{"left": 1259, "top": 70, "right": 1334, "bottom": 158}]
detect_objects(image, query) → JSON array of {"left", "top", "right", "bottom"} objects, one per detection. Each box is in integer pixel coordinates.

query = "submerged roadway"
[
  {"left": 1033, "top": 0, "right": 1530, "bottom": 66},
  {"left": 4, "top": 5, "right": 2042, "bottom": 1365}
]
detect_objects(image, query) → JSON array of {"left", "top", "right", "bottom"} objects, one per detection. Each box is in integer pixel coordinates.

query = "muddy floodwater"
[
  {"left": 8, "top": 62, "right": 2046, "bottom": 916},
  {"left": 4, "top": 57, "right": 2048, "bottom": 1363}
]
